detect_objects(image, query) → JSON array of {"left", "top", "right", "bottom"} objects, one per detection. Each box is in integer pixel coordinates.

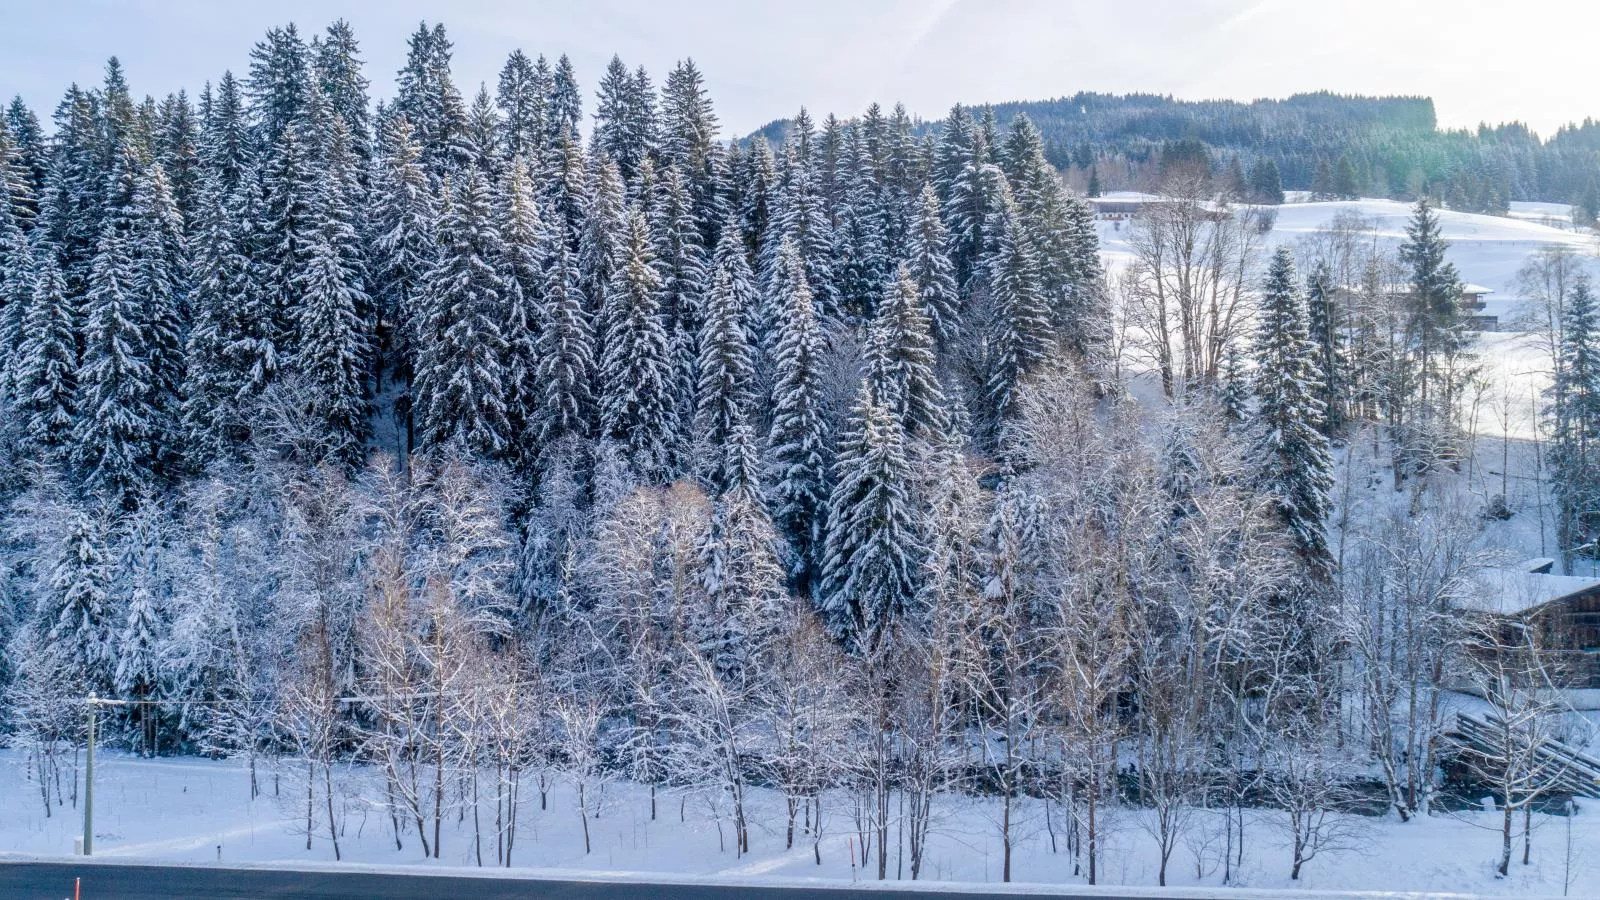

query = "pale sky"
[{"left": 2, "top": 0, "right": 1594, "bottom": 139}]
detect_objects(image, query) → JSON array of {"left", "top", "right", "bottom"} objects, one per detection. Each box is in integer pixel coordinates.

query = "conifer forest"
[{"left": 0, "top": 17, "right": 1596, "bottom": 891}]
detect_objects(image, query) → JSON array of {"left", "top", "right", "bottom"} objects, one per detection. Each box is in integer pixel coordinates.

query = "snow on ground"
[
  {"left": 1097, "top": 196, "right": 1598, "bottom": 304},
  {"left": 1, "top": 751, "right": 1594, "bottom": 897}
]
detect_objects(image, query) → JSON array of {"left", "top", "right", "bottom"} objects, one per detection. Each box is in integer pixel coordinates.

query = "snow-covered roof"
[
  {"left": 1460, "top": 568, "right": 1600, "bottom": 615},
  {"left": 1462, "top": 283, "right": 1494, "bottom": 295},
  {"left": 1092, "top": 190, "right": 1165, "bottom": 203}
]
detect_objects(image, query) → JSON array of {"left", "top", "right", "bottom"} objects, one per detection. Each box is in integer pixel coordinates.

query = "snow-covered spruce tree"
[
  {"left": 1305, "top": 260, "right": 1347, "bottom": 436},
  {"left": 834, "top": 127, "right": 888, "bottom": 322},
  {"left": 292, "top": 115, "right": 372, "bottom": 468},
  {"left": 696, "top": 423, "right": 784, "bottom": 683},
  {"left": 599, "top": 209, "right": 678, "bottom": 482},
  {"left": 1551, "top": 274, "right": 1600, "bottom": 567},
  {"left": 592, "top": 56, "right": 656, "bottom": 185},
  {"left": 257, "top": 116, "right": 319, "bottom": 364},
  {"left": 652, "top": 166, "right": 709, "bottom": 441},
  {"left": 314, "top": 19, "right": 372, "bottom": 166},
  {"left": 981, "top": 192, "right": 1054, "bottom": 446},
  {"left": 818, "top": 380, "right": 920, "bottom": 651},
  {"left": 761, "top": 111, "right": 839, "bottom": 319},
  {"left": 37, "top": 87, "right": 103, "bottom": 298},
  {"left": 581, "top": 154, "right": 628, "bottom": 342},
  {"left": 75, "top": 193, "right": 161, "bottom": 506},
  {"left": 906, "top": 183, "right": 960, "bottom": 348},
  {"left": 1251, "top": 247, "right": 1334, "bottom": 572},
  {"left": 1398, "top": 197, "right": 1470, "bottom": 464},
  {"left": 533, "top": 225, "right": 596, "bottom": 452},
  {"left": 367, "top": 114, "right": 437, "bottom": 394},
  {"left": 694, "top": 263, "right": 756, "bottom": 487},
  {"left": 128, "top": 157, "right": 187, "bottom": 472},
  {"left": 498, "top": 158, "right": 545, "bottom": 459},
  {"left": 14, "top": 245, "right": 76, "bottom": 454},
  {"left": 179, "top": 177, "right": 238, "bottom": 463},
  {"left": 415, "top": 169, "right": 511, "bottom": 458},
  {"left": 246, "top": 24, "right": 312, "bottom": 153},
  {"left": 766, "top": 238, "right": 830, "bottom": 597},
  {"left": 43, "top": 507, "right": 117, "bottom": 696},
  {"left": 115, "top": 501, "right": 167, "bottom": 753},
  {"left": 495, "top": 49, "right": 547, "bottom": 166},
  {"left": 736, "top": 137, "right": 775, "bottom": 256},
  {"left": 867, "top": 265, "right": 949, "bottom": 442}
]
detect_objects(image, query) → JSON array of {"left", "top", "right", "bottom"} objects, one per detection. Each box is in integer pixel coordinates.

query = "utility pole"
[{"left": 84, "top": 693, "right": 96, "bottom": 856}]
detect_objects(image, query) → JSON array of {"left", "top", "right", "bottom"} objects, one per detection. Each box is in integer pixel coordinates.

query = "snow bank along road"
[{"left": 0, "top": 860, "right": 1560, "bottom": 900}]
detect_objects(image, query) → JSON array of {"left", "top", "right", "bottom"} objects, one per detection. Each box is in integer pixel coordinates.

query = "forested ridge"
[
  {"left": 754, "top": 90, "right": 1600, "bottom": 215},
  {"left": 0, "top": 18, "right": 1587, "bottom": 886}
]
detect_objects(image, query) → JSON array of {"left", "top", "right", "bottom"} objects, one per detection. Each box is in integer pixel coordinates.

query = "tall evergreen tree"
[
  {"left": 981, "top": 194, "right": 1053, "bottom": 444},
  {"left": 293, "top": 116, "right": 372, "bottom": 467},
  {"left": 818, "top": 382, "right": 919, "bottom": 650},
  {"left": 868, "top": 266, "right": 948, "bottom": 441},
  {"left": 499, "top": 159, "right": 545, "bottom": 455},
  {"left": 416, "top": 171, "right": 511, "bottom": 458},
  {"left": 766, "top": 238, "right": 829, "bottom": 596},
  {"left": 367, "top": 114, "right": 437, "bottom": 393},
  {"left": 1551, "top": 275, "right": 1600, "bottom": 567},
  {"left": 1251, "top": 247, "right": 1334, "bottom": 571},
  {"left": 906, "top": 183, "right": 959, "bottom": 347},
  {"left": 695, "top": 263, "right": 756, "bottom": 484},
  {"left": 533, "top": 226, "right": 595, "bottom": 449},
  {"left": 13, "top": 246, "right": 76, "bottom": 452},
  {"left": 599, "top": 210, "right": 677, "bottom": 481}
]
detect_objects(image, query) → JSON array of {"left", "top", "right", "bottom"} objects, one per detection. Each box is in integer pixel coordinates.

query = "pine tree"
[
  {"left": 416, "top": 171, "right": 511, "bottom": 458},
  {"left": 1250, "top": 157, "right": 1284, "bottom": 205},
  {"left": 761, "top": 111, "right": 839, "bottom": 318},
  {"left": 658, "top": 59, "right": 719, "bottom": 180},
  {"left": 533, "top": 227, "right": 595, "bottom": 448},
  {"left": 982, "top": 194, "right": 1053, "bottom": 444},
  {"left": 1399, "top": 197, "right": 1470, "bottom": 442},
  {"left": 766, "top": 239, "right": 829, "bottom": 596},
  {"left": 696, "top": 422, "right": 783, "bottom": 682},
  {"left": 581, "top": 155, "right": 628, "bottom": 339},
  {"left": 154, "top": 92, "right": 201, "bottom": 223},
  {"left": 258, "top": 117, "right": 318, "bottom": 364},
  {"left": 652, "top": 166, "right": 710, "bottom": 439},
  {"left": 695, "top": 263, "right": 756, "bottom": 484},
  {"left": 128, "top": 159, "right": 186, "bottom": 470},
  {"left": 14, "top": 245, "right": 76, "bottom": 451},
  {"left": 868, "top": 266, "right": 949, "bottom": 441},
  {"left": 499, "top": 159, "right": 545, "bottom": 455},
  {"left": 39, "top": 87, "right": 104, "bottom": 296},
  {"left": 1333, "top": 153, "right": 1359, "bottom": 200},
  {"left": 906, "top": 184, "right": 959, "bottom": 347},
  {"left": 546, "top": 55, "right": 582, "bottom": 151},
  {"left": 1551, "top": 275, "right": 1600, "bottom": 565},
  {"left": 834, "top": 127, "right": 888, "bottom": 321},
  {"left": 496, "top": 50, "right": 546, "bottom": 164},
  {"left": 818, "top": 381, "right": 919, "bottom": 650},
  {"left": 43, "top": 509, "right": 116, "bottom": 694},
  {"left": 367, "top": 114, "right": 437, "bottom": 392},
  {"left": 1252, "top": 247, "right": 1334, "bottom": 571},
  {"left": 599, "top": 209, "right": 677, "bottom": 481},
  {"left": 180, "top": 173, "right": 258, "bottom": 463},
  {"left": 314, "top": 20, "right": 372, "bottom": 165},
  {"left": 593, "top": 56, "right": 656, "bottom": 183},
  {"left": 75, "top": 212, "right": 158, "bottom": 506},
  {"left": 294, "top": 116, "right": 372, "bottom": 467},
  {"left": 246, "top": 24, "right": 312, "bottom": 153},
  {"left": 1305, "top": 261, "right": 1346, "bottom": 435}
]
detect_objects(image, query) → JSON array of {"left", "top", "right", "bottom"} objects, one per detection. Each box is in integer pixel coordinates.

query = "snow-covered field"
[{"left": 2, "top": 751, "right": 1595, "bottom": 896}]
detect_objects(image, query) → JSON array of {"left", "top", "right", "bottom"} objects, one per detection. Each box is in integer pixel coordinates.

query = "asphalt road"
[{"left": 0, "top": 860, "right": 1257, "bottom": 900}]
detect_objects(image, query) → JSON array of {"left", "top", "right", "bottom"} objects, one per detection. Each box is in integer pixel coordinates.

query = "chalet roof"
[
  {"left": 1462, "top": 283, "right": 1494, "bottom": 295},
  {"left": 1460, "top": 568, "right": 1600, "bottom": 616}
]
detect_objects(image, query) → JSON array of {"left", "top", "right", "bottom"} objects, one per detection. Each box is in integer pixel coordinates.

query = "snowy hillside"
[{"left": 1099, "top": 197, "right": 1598, "bottom": 315}]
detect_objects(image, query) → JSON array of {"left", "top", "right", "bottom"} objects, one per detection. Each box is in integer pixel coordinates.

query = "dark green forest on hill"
[{"left": 752, "top": 91, "right": 1600, "bottom": 215}]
